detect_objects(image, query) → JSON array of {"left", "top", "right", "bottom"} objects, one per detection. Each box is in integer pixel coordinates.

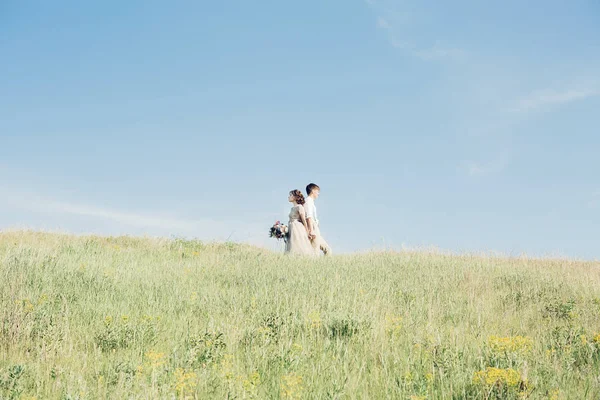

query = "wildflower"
[
  {"left": 410, "top": 396, "right": 426, "bottom": 400},
  {"left": 548, "top": 388, "right": 560, "bottom": 400},
  {"left": 257, "top": 326, "right": 272, "bottom": 338},
  {"left": 403, "top": 371, "right": 413, "bottom": 384},
  {"left": 580, "top": 335, "right": 588, "bottom": 345},
  {"left": 281, "top": 374, "right": 303, "bottom": 399},
  {"left": 192, "top": 251, "right": 200, "bottom": 256},
  {"left": 488, "top": 336, "right": 533, "bottom": 355},
  {"left": 104, "top": 316, "right": 113, "bottom": 326},
  {"left": 220, "top": 354, "right": 234, "bottom": 381},
  {"left": 291, "top": 343, "right": 303, "bottom": 354},
  {"left": 307, "top": 311, "right": 322, "bottom": 329},
  {"left": 593, "top": 333, "right": 600, "bottom": 344},
  {"left": 385, "top": 315, "right": 403, "bottom": 335},
  {"left": 473, "top": 367, "right": 521, "bottom": 387},
  {"left": 425, "top": 372, "right": 434, "bottom": 382},
  {"left": 242, "top": 371, "right": 261, "bottom": 393},
  {"left": 121, "top": 315, "right": 129, "bottom": 323},
  {"left": 174, "top": 368, "right": 198, "bottom": 396},
  {"left": 37, "top": 294, "right": 48, "bottom": 305},
  {"left": 19, "top": 299, "right": 35, "bottom": 313},
  {"left": 145, "top": 351, "right": 166, "bottom": 368}
]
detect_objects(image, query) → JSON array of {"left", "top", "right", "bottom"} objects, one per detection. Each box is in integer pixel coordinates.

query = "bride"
[{"left": 285, "top": 190, "right": 316, "bottom": 256}]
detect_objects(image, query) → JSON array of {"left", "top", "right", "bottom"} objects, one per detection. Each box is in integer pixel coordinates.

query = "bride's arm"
[{"left": 299, "top": 206, "right": 309, "bottom": 232}]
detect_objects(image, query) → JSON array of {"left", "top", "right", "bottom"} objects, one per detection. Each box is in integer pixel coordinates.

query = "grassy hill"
[{"left": 1, "top": 231, "right": 600, "bottom": 399}]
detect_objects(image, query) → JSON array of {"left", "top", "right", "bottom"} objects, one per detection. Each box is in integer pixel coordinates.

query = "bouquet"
[{"left": 269, "top": 220, "right": 288, "bottom": 242}]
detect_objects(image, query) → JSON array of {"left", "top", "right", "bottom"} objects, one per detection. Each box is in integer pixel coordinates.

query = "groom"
[{"left": 304, "top": 183, "right": 331, "bottom": 255}]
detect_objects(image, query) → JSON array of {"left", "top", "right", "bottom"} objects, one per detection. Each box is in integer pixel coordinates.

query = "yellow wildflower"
[
  {"left": 580, "top": 335, "right": 587, "bottom": 345},
  {"left": 291, "top": 343, "right": 303, "bottom": 354},
  {"left": 307, "top": 311, "right": 322, "bottom": 329},
  {"left": 242, "top": 371, "right": 261, "bottom": 393},
  {"left": 281, "top": 374, "right": 303, "bottom": 399},
  {"left": 104, "top": 316, "right": 113, "bottom": 326},
  {"left": 20, "top": 299, "right": 35, "bottom": 313},
  {"left": 410, "top": 396, "right": 426, "bottom": 400},
  {"left": 548, "top": 388, "right": 560, "bottom": 400},
  {"left": 174, "top": 368, "right": 198, "bottom": 396},
  {"left": 425, "top": 372, "right": 434, "bottom": 382},
  {"left": 220, "top": 354, "right": 234, "bottom": 381},
  {"left": 488, "top": 336, "right": 533, "bottom": 355},
  {"left": 257, "top": 326, "right": 272, "bottom": 338},
  {"left": 593, "top": 333, "right": 600, "bottom": 344},
  {"left": 145, "top": 351, "right": 166, "bottom": 368},
  {"left": 546, "top": 347, "right": 556, "bottom": 359},
  {"left": 37, "top": 294, "right": 48, "bottom": 305},
  {"left": 473, "top": 367, "right": 520, "bottom": 387},
  {"left": 385, "top": 315, "right": 403, "bottom": 335}
]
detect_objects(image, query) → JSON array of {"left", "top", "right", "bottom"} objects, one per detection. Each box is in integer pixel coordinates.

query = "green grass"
[{"left": 1, "top": 230, "right": 600, "bottom": 399}]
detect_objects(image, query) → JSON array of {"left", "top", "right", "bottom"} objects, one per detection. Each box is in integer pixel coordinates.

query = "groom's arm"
[
  {"left": 305, "top": 201, "right": 316, "bottom": 239},
  {"left": 306, "top": 217, "right": 315, "bottom": 239}
]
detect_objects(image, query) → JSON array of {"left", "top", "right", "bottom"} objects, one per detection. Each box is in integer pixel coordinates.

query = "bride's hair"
[{"left": 289, "top": 189, "right": 305, "bottom": 205}]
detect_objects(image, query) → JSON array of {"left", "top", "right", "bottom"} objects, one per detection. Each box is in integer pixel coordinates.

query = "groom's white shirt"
[{"left": 304, "top": 197, "right": 319, "bottom": 226}]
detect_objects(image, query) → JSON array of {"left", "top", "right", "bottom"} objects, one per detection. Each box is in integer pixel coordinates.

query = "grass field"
[{"left": 1, "top": 231, "right": 600, "bottom": 399}]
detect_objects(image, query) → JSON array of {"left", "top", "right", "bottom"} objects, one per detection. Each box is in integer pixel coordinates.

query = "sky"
[{"left": 1, "top": 0, "right": 599, "bottom": 259}]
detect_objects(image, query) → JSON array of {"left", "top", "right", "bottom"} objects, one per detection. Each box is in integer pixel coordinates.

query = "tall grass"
[{"left": 1, "top": 230, "right": 600, "bottom": 399}]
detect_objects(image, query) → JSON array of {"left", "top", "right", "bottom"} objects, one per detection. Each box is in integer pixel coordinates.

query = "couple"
[{"left": 285, "top": 183, "right": 331, "bottom": 256}]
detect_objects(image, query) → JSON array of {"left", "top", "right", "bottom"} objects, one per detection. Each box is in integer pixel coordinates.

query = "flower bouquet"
[{"left": 269, "top": 221, "right": 289, "bottom": 242}]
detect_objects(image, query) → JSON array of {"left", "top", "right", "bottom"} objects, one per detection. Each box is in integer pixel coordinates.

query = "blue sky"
[{"left": 1, "top": 0, "right": 599, "bottom": 258}]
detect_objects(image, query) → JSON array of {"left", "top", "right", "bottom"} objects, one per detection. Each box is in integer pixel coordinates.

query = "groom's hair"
[{"left": 306, "top": 183, "right": 320, "bottom": 196}]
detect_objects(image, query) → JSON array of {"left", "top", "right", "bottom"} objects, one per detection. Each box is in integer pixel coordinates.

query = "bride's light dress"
[{"left": 285, "top": 205, "right": 316, "bottom": 256}]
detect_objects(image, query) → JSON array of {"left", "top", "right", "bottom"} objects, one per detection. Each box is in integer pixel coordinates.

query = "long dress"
[{"left": 285, "top": 205, "right": 316, "bottom": 255}]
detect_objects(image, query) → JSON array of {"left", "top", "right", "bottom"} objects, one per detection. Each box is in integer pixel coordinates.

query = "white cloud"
[
  {"left": 513, "top": 87, "right": 599, "bottom": 112},
  {"left": 459, "top": 157, "right": 509, "bottom": 177},
  {"left": 462, "top": 161, "right": 487, "bottom": 177},
  {"left": 415, "top": 43, "right": 466, "bottom": 61},
  {"left": 2, "top": 189, "right": 194, "bottom": 231},
  {"left": 368, "top": 3, "right": 465, "bottom": 61},
  {"left": 0, "top": 186, "right": 272, "bottom": 246},
  {"left": 376, "top": 16, "right": 390, "bottom": 30}
]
